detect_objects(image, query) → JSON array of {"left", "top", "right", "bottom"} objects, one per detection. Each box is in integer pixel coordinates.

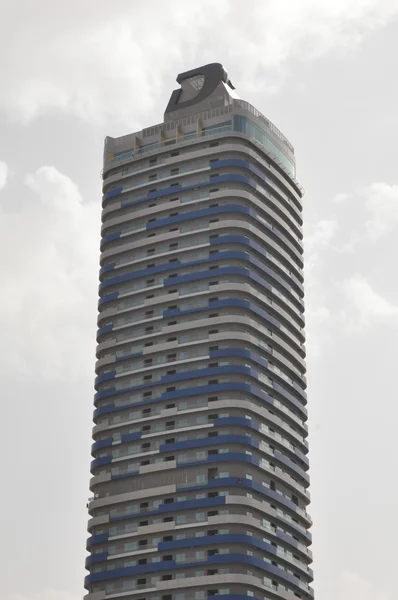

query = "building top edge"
[
  {"left": 105, "top": 99, "right": 294, "bottom": 155},
  {"left": 104, "top": 64, "right": 294, "bottom": 157}
]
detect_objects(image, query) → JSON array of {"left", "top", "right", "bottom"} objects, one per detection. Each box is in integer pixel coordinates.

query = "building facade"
[{"left": 85, "top": 63, "right": 314, "bottom": 600}]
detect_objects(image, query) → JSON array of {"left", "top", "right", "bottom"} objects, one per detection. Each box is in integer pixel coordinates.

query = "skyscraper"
[{"left": 85, "top": 63, "right": 313, "bottom": 600}]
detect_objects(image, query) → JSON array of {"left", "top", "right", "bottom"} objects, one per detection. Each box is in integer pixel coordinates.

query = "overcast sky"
[{"left": 1, "top": 1, "right": 398, "bottom": 599}]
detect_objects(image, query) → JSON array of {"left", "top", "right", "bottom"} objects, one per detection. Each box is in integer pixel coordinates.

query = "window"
[
  {"left": 147, "top": 248, "right": 155, "bottom": 255},
  {"left": 149, "top": 157, "right": 157, "bottom": 164},
  {"left": 138, "top": 539, "right": 147, "bottom": 546},
  {"left": 170, "top": 168, "right": 179, "bottom": 174},
  {"left": 149, "top": 174, "right": 157, "bottom": 181},
  {"left": 208, "top": 468, "right": 218, "bottom": 481}
]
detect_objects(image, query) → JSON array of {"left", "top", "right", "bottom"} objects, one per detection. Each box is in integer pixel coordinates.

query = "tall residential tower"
[{"left": 85, "top": 63, "right": 314, "bottom": 600}]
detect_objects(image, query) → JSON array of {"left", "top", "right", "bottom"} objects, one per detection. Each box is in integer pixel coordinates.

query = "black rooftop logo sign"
[{"left": 165, "top": 63, "right": 234, "bottom": 114}]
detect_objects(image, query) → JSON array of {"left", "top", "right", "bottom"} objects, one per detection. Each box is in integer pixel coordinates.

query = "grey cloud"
[{"left": 8, "top": 591, "right": 80, "bottom": 600}]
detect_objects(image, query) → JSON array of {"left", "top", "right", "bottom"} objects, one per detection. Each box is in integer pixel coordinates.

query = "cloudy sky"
[{"left": 1, "top": 1, "right": 398, "bottom": 599}]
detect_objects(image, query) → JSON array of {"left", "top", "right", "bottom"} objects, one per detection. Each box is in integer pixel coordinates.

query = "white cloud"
[
  {"left": 338, "top": 571, "right": 393, "bottom": 600},
  {"left": 0, "top": 160, "right": 8, "bottom": 190},
  {"left": 0, "top": 0, "right": 397, "bottom": 125},
  {"left": 330, "top": 181, "right": 398, "bottom": 245},
  {"left": 332, "top": 192, "right": 353, "bottom": 203},
  {"left": 364, "top": 182, "right": 398, "bottom": 240},
  {"left": 0, "top": 166, "right": 99, "bottom": 379},
  {"left": 305, "top": 219, "right": 338, "bottom": 253},
  {"left": 304, "top": 219, "right": 338, "bottom": 273},
  {"left": 305, "top": 304, "right": 333, "bottom": 359},
  {"left": 342, "top": 275, "right": 398, "bottom": 330}
]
